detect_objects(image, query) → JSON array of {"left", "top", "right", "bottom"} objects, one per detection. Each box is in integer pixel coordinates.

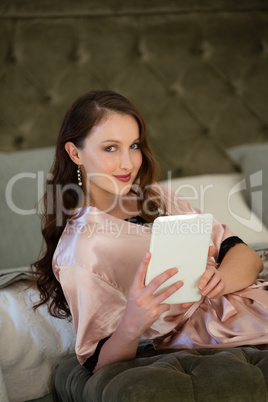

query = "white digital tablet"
[{"left": 145, "top": 213, "right": 213, "bottom": 304}]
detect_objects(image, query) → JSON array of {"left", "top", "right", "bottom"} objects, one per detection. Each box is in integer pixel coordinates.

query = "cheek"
[
  {"left": 86, "top": 152, "right": 116, "bottom": 173},
  {"left": 135, "top": 152, "right": 143, "bottom": 169},
  {"left": 100, "top": 157, "right": 118, "bottom": 172}
]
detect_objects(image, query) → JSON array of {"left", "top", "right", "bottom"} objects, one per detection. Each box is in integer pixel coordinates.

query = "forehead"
[{"left": 88, "top": 113, "right": 140, "bottom": 142}]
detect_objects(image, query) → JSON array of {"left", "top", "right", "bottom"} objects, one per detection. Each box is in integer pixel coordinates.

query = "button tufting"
[
  {"left": 190, "top": 40, "right": 213, "bottom": 60},
  {"left": 136, "top": 40, "right": 150, "bottom": 62},
  {"left": 69, "top": 49, "right": 79, "bottom": 62},
  {"left": 13, "top": 136, "right": 25, "bottom": 147},
  {"left": 230, "top": 81, "right": 243, "bottom": 96},
  {"left": 0, "top": 7, "right": 267, "bottom": 180},
  {"left": 55, "top": 347, "right": 268, "bottom": 400},
  {"left": 43, "top": 93, "right": 53, "bottom": 103},
  {"left": 200, "top": 40, "right": 213, "bottom": 61},
  {"left": 261, "top": 124, "right": 268, "bottom": 136},
  {"left": 202, "top": 126, "right": 211, "bottom": 137},
  {"left": 6, "top": 49, "right": 18, "bottom": 64},
  {"left": 42, "top": 91, "right": 60, "bottom": 104},
  {"left": 260, "top": 39, "right": 268, "bottom": 58},
  {"left": 169, "top": 83, "right": 184, "bottom": 97},
  {"left": 173, "top": 167, "right": 184, "bottom": 177},
  {"left": 70, "top": 48, "right": 90, "bottom": 65}
]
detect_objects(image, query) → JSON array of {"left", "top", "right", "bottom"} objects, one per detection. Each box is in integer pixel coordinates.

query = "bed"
[{"left": 0, "top": 144, "right": 267, "bottom": 401}]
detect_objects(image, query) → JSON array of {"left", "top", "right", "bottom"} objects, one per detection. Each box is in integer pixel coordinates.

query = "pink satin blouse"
[{"left": 52, "top": 184, "right": 268, "bottom": 364}]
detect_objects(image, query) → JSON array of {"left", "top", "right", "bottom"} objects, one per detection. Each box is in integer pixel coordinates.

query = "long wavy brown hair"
[{"left": 32, "top": 90, "right": 166, "bottom": 319}]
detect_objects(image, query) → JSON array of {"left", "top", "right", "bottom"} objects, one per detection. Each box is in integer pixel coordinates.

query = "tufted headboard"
[{"left": 0, "top": 0, "right": 268, "bottom": 178}]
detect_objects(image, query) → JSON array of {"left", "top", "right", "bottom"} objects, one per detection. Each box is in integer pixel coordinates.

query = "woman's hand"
[
  {"left": 198, "top": 266, "right": 226, "bottom": 299},
  {"left": 180, "top": 245, "right": 220, "bottom": 307},
  {"left": 94, "top": 253, "right": 182, "bottom": 372},
  {"left": 180, "top": 266, "right": 225, "bottom": 307},
  {"left": 180, "top": 267, "right": 225, "bottom": 307},
  {"left": 197, "top": 246, "right": 225, "bottom": 299},
  {"left": 118, "top": 252, "right": 184, "bottom": 340}
]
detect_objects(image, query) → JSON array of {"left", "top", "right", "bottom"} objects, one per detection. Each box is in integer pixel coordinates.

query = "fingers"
[
  {"left": 206, "top": 280, "right": 225, "bottom": 299},
  {"left": 133, "top": 254, "right": 184, "bottom": 305},
  {"left": 148, "top": 267, "right": 179, "bottom": 291},
  {"left": 146, "top": 266, "right": 183, "bottom": 297},
  {"left": 154, "top": 278, "right": 184, "bottom": 304},
  {"left": 135, "top": 253, "right": 180, "bottom": 293},
  {"left": 134, "top": 252, "right": 151, "bottom": 288},
  {"left": 208, "top": 245, "right": 215, "bottom": 259},
  {"left": 198, "top": 266, "right": 225, "bottom": 298},
  {"left": 181, "top": 302, "right": 194, "bottom": 309}
]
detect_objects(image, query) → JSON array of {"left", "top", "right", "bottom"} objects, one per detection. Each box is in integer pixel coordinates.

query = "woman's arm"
[
  {"left": 94, "top": 253, "right": 183, "bottom": 372},
  {"left": 94, "top": 244, "right": 263, "bottom": 371},
  {"left": 93, "top": 325, "right": 139, "bottom": 372},
  {"left": 198, "top": 243, "right": 263, "bottom": 299}
]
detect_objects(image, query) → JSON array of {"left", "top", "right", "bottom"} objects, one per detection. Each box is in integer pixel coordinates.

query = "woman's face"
[{"left": 77, "top": 112, "right": 143, "bottom": 203}]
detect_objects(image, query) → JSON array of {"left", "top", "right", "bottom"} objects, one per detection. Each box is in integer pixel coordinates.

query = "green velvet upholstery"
[
  {"left": 54, "top": 346, "right": 268, "bottom": 401},
  {"left": 0, "top": 1, "right": 268, "bottom": 178}
]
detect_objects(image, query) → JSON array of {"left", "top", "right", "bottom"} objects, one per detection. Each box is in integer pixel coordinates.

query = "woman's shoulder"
[{"left": 52, "top": 207, "right": 101, "bottom": 268}]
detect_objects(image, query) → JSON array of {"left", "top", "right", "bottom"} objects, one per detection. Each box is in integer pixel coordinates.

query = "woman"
[{"left": 33, "top": 90, "right": 267, "bottom": 374}]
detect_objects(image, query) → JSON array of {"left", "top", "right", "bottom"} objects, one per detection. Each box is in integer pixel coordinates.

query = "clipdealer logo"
[
  {"left": 228, "top": 170, "right": 263, "bottom": 232},
  {"left": 4, "top": 170, "right": 264, "bottom": 232},
  {"left": 152, "top": 218, "right": 213, "bottom": 236}
]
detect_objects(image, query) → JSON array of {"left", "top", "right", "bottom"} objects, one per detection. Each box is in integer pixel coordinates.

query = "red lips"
[{"left": 113, "top": 174, "right": 132, "bottom": 183}]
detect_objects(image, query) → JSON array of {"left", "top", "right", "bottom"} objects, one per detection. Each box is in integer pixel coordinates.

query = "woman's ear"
[{"left": 65, "top": 142, "right": 82, "bottom": 165}]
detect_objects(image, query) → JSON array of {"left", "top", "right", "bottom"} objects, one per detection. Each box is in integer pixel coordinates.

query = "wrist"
[{"left": 116, "top": 316, "right": 141, "bottom": 344}]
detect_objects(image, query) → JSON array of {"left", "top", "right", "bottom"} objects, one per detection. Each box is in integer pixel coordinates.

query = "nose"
[{"left": 120, "top": 150, "right": 133, "bottom": 171}]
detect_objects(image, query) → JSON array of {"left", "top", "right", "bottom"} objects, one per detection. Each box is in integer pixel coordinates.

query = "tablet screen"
[{"left": 145, "top": 213, "right": 213, "bottom": 304}]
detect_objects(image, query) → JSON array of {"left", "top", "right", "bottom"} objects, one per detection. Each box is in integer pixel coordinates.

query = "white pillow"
[
  {"left": 0, "top": 281, "right": 76, "bottom": 401},
  {"left": 160, "top": 173, "right": 268, "bottom": 245}
]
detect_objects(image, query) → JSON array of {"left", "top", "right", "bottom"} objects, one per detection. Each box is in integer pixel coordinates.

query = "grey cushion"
[
  {"left": 0, "top": 147, "right": 55, "bottom": 269},
  {"left": 54, "top": 346, "right": 268, "bottom": 402},
  {"left": 227, "top": 143, "right": 268, "bottom": 228}
]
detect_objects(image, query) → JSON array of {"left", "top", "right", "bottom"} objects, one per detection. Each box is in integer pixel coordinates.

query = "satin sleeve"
[
  {"left": 209, "top": 218, "right": 235, "bottom": 262},
  {"left": 56, "top": 264, "right": 127, "bottom": 365}
]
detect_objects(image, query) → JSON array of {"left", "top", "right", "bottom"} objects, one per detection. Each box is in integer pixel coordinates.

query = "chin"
[
  {"left": 102, "top": 178, "right": 135, "bottom": 197},
  {"left": 117, "top": 184, "right": 133, "bottom": 196}
]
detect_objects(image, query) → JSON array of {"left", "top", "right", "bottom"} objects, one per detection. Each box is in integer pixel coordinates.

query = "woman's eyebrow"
[
  {"left": 101, "top": 138, "right": 140, "bottom": 144},
  {"left": 101, "top": 139, "right": 121, "bottom": 143}
]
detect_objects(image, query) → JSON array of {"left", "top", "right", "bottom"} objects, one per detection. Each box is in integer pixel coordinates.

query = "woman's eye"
[
  {"left": 130, "top": 143, "right": 140, "bottom": 150},
  {"left": 105, "top": 146, "right": 117, "bottom": 152}
]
